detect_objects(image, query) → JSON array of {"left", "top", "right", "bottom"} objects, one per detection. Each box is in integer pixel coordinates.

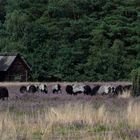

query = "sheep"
[
  {"left": 83, "top": 85, "right": 92, "bottom": 95},
  {"left": 97, "top": 85, "right": 111, "bottom": 95},
  {"left": 72, "top": 84, "right": 84, "bottom": 95},
  {"left": 66, "top": 84, "right": 90, "bottom": 95},
  {"left": 52, "top": 84, "right": 61, "bottom": 94},
  {"left": 27, "top": 85, "right": 37, "bottom": 93},
  {"left": 114, "top": 85, "right": 123, "bottom": 95},
  {"left": 66, "top": 85, "right": 73, "bottom": 95},
  {"left": 91, "top": 85, "right": 100, "bottom": 96},
  {"left": 123, "top": 85, "right": 132, "bottom": 91},
  {"left": 20, "top": 86, "right": 27, "bottom": 93},
  {"left": 0, "top": 86, "right": 9, "bottom": 100},
  {"left": 39, "top": 84, "right": 48, "bottom": 94}
]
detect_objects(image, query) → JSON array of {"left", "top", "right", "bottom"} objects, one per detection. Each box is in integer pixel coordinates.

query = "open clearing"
[{"left": 0, "top": 82, "right": 139, "bottom": 140}]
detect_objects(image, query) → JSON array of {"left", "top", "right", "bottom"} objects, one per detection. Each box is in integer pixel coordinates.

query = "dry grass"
[
  {"left": 118, "top": 91, "right": 131, "bottom": 99},
  {"left": 48, "top": 103, "right": 108, "bottom": 125},
  {"left": 127, "top": 101, "right": 140, "bottom": 127},
  {"left": 0, "top": 96, "right": 140, "bottom": 140}
]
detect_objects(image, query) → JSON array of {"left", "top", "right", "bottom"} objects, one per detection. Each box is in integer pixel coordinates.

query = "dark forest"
[{"left": 0, "top": 0, "right": 139, "bottom": 81}]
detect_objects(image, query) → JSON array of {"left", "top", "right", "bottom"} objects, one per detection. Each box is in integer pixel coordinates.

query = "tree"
[
  {"left": 0, "top": 0, "right": 139, "bottom": 81},
  {"left": 131, "top": 68, "right": 140, "bottom": 96}
]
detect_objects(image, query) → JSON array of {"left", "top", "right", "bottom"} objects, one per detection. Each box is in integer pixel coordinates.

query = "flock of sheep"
[
  {"left": 19, "top": 83, "right": 132, "bottom": 96},
  {"left": 0, "top": 83, "right": 132, "bottom": 100}
]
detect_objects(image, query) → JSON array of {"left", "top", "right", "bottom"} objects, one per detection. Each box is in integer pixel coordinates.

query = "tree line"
[{"left": 0, "top": 0, "right": 139, "bottom": 81}]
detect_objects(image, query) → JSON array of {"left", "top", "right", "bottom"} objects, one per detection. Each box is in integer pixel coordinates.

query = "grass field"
[{"left": 0, "top": 83, "right": 139, "bottom": 140}]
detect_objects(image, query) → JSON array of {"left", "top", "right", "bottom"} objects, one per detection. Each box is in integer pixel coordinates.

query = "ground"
[{"left": 0, "top": 82, "right": 139, "bottom": 140}]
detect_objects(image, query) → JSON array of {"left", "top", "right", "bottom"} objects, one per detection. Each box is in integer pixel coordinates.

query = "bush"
[{"left": 131, "top": 68, "right": 140, "bottom": 96}]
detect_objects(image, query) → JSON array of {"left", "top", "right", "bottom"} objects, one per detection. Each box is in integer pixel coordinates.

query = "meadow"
[{"left": 0, "top": 83, "right": 139, "bottom": 140}]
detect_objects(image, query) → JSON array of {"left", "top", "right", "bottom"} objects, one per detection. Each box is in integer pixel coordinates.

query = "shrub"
[{"left": 131, "top": 68, "right": 140, "bottom": 96}]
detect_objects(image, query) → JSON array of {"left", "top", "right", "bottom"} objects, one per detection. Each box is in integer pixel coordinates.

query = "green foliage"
[
  {"left": 0, "top": 0, "right": 139, "bottom": 81},
  {"left": 132, "top": 68, "right": 140, "bottom": 96}
]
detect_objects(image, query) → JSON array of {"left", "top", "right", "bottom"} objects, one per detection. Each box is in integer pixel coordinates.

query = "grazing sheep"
[
  {"left": 52, "top": 84, "right": 61, "bottom": 94},
  {"left": 91, "top": 85, "right": 100, "bottom": 96},
  {"left": 97, "top": 85, "right": 110, "bottom": 95},
  {"left": 0, "top": 86, "right": 9, "bottom": 100},
  {"left": 83, "top": 85, "right": 92, "bottom": 95},
  {"left": 34, "top": 84, "right": 39, "bottom": 92},
  {"left": 72, "top": 84, "right": 84, "bottom": 95},
  {"left": 66, "top": 85, "right": 73, "bottom": 95},
  {"left": 123, "top": 85, "right": 132, "bottom": 91},
  {"left": 27, "top": 85, "right": 37, "bottom": 93},
  {"left": 111, "top": 86, "right": 116, "bottom": 95},
  {"left": 107, "top": 86, "right": 118, "bottom": 96},
  {"left": 39, "top": 84, "right": 48, "bottom": 94},
  {"left": 114, "top": 85, "right": 123, "bottom": 95},
  {"left": 20, "top": 86, "right": 27, "bottom": 93},
  {"left": 66, "top": 84, "right": 86, "bottom": 95}
]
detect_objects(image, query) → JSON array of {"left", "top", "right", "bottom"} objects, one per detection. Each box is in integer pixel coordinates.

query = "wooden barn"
[{"left": 0, "top": 53, "right": 31, "bottom": 82}]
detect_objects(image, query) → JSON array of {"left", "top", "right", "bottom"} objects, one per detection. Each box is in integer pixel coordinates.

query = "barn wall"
[
  {"left": 0, "top": 72, "right": 6, "bottom": 82},
  {"left": 5, "top": 56, "right": 28, "bottom": 82}
]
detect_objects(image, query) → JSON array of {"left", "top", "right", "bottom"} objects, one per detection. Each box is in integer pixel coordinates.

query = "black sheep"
[
  {"left": 28, "top": 85, "right": 37, "bottom": 93},
  {"left": 84, "top": 85, "right": 91, "bottom": 95},
  {"left": 0, "top": 86, "right": 9, "bottom": 100},
  {"left": 123, "top": 85, "right": 132, "bottom": 91},
  {"left": 20, "top": 86, "right": 27, "bottom": 93},
  {"left": 91, "top": 85, "right": 100, "bottom": 96},
  {"left": 66, "top": 85, "right": 73, "bottom": 95},
  {"left": 115, "top": 85, "right": 123, "bottom": 95}
]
